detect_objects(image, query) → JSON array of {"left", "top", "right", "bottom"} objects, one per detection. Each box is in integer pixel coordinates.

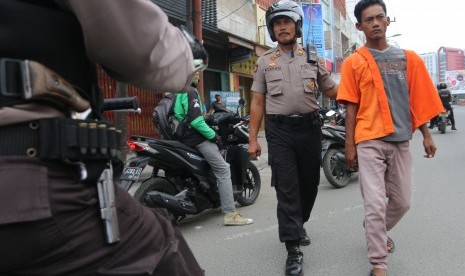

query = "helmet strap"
[{"left": 279, "top": 36, "right": 297, "bottom": 46}]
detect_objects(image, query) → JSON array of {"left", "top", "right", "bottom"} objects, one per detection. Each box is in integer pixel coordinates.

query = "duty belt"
[
  {"left": 267, "top": 112, "right": 320, "bottom": 126},
  {"left": 0, "top": 118, "right": 122, "bottom": 161}
]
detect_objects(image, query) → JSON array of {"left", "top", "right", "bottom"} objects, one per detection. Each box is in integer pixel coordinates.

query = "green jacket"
[{"left": 173, "top": 87, "right": 215, "bottom": 146}]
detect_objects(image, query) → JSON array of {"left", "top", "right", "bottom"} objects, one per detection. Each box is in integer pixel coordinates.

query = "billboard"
[
  {"left": 445, "top": 70, "right": 465, "bottom": 94},
  {"left": 302, "top": 3, "right": 325, "bottom": 59}
]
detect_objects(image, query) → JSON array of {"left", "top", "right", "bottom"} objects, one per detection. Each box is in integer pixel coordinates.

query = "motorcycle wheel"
[
  {"left": 237, "top": 162, "right": 261, "bottom": 206},
  {"left": 323, "top": 148, "right": 351, "bottom": 189},
  {"left": 134, "top": 177, "right": 177, "bottom": 204},
  {"left": 439, "top": 122, "right": 446, "bottom": 134}
]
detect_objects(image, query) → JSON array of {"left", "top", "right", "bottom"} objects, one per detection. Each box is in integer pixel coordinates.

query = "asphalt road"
[{"left": 178, "top": 105, "right": 465, "bottom": 276}]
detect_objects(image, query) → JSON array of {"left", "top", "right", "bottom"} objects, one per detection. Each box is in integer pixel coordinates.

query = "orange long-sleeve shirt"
[{"left": 337, "top": 47, "right": 443, "bottom": 144}]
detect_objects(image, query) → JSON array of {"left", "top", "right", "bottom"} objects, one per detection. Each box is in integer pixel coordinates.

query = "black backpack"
[{"left": 152, "top": 93, "right": 180, "bottom": 140}]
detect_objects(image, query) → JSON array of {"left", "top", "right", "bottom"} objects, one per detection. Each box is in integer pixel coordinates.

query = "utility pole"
[{"left": 192, "top": 0, "right": 205, "bottom": 101}]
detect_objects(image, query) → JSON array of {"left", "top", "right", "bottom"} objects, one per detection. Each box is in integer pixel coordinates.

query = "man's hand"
[
  {"left": 345, "top": 143, "right": 358, "bottom": 169},
  {"left": 423, "top": 136, "right": 437, "bottom": 158},
  {"left": 419, "top": 124, "right": 436, "bottom": 158},
  {"left": 211, "top": 134, "right": 225, "bottom": 150},
  {"left": 248, "top": 140, "right": 261, "bottom": 160}
]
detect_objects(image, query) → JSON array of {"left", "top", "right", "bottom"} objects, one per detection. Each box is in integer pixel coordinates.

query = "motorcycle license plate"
[{"left": 121, "top": 167, "right": 143, "bottom": 181}]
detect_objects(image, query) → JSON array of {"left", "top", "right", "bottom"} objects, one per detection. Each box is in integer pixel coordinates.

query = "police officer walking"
[
  {"left": 0, "top": 0, "right": 205, "bottom": 275},
  {"left": 248, "top": 1, "right": 338, "bottom": 275}
]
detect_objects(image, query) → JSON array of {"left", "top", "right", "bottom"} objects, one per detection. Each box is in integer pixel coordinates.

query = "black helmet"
[
  {"left": 437, "top": 83, "right": 447, "bottom": 90},
  {"left": 265, "top": 0, "right": 304, "bottom": 42}
]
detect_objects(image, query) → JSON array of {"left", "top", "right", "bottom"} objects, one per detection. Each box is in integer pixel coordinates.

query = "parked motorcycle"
[
  {"left": 321, "top": 110, "right": 356, "bottom": 188},
  {"left": 119, "top": 99, "right": 261, "bottom": 221}
]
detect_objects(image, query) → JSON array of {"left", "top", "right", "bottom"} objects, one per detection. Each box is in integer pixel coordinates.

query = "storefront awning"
[{"left": 228, "top": 35, "right": 254, "bottom": 50}]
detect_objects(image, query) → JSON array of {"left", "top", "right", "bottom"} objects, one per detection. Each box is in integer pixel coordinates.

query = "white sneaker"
[{"left": 224, "top": 211, "right": 254, "bottom": 226}]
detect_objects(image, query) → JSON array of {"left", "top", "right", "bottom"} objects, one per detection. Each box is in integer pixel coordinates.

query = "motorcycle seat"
[
  {"left": 148, "top": 140, "right": 200, "bottom": 155},
  {"left": 322, "top": 125, "right": 346, "bottom": 132}
]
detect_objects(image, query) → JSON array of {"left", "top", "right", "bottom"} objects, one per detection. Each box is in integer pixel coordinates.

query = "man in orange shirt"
[{"left": 337, "top": 1, "right": 443, "bottom": 276}]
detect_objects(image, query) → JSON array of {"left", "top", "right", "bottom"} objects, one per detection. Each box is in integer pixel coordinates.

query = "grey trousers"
[
  {"left": 195, "top": 140, "right": 236, "bottom": 214},
  {"left": 357, "top": 140, "right": 412, "bottom": 270}
]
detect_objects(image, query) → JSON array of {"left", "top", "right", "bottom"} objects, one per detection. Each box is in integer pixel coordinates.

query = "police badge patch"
[
  {"left": 269, "top": 56, "right": 276, "bottom": 67},
  {"left": 309, "top": 80, "right": 316, "bottom": 90}
]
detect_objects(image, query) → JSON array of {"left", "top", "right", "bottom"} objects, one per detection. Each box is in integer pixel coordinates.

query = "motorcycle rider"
[
  {"left": 0, "top": 0, "right": 206, "bottom": 275},
  {"left": 429, "top": 83, "right": 457, "bottom": 130},
  {"left": 173, "top": 61, "right": 254, "bottom": 226}
]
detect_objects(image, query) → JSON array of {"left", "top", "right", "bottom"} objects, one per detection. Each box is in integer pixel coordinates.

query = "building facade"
[
  {"left": 438, "top": 47, "right": 465, "bottom": 83},
  {"left": 419, "top": 52, "right": 439, "bottom": 85}
]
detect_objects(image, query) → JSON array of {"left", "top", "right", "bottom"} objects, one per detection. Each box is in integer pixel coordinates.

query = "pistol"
[{"left": 97, "top": 162, "right": 120, "bottom": 244}]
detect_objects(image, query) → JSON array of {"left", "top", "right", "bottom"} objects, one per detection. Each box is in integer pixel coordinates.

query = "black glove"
[
  {"left": 179, "top": 26, "right": 209, "bottom": 62},
  {"left": 210, "top": 134, "right": 224, "bottom": 150},
  {"left": 204, "top": 114, "right": 214, "bottom": 126}
]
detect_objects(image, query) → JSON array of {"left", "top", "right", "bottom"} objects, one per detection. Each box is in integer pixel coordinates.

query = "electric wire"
[{"left": 217, "top": 0, "right": 250, "bottom": 23}]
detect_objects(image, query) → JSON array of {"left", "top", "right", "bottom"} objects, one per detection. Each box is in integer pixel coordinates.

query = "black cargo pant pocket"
[{"left": 0, "top": 158, "right": 51, "bottom": 224}]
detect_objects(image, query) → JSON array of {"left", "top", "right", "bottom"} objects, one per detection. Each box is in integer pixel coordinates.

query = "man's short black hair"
[
  {"left": 215, "top": 94, "right": 220, "bottom": 98},
  {"left": 354, "top": 0, "right": 387, "bottom": 23}
]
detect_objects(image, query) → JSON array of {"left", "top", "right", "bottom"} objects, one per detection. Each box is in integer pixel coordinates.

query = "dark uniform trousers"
[
  {"left": 265, "top": 115, "right": 322, "bottom": 243},
  {"left": 0, "top": 156, "right": 204, "bottom": 276}
]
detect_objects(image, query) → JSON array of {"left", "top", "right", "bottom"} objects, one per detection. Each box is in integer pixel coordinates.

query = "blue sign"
[
  {"left": 302, "top": 3, "right": 325, "bottom": 59},
  {"left": 209, "top": 91, "right": 241, "bottom": 112}
]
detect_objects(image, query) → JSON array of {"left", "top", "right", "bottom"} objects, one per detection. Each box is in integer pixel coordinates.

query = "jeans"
[{"left": 195, "top": 140, "right": 236, "bottom": 214}]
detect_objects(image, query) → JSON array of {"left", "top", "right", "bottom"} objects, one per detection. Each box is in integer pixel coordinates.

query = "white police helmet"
[{"left": 265, "top": 0, "right": 304, "bottom": 42}]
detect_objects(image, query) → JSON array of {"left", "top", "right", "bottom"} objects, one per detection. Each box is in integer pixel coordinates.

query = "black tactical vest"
[{"left": 0, "top": 0, "right": 97, "bottom": 104}]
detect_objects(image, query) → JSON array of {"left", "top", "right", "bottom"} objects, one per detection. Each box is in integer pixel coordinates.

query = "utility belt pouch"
[
  {"left": 0, "top": 118, "right": 122, "bottom": 163},
  {"left": 0, "top": 58, "right": 90, "bottom": 111},
  {"left": 38, "top": 118, "right": 122, "bottom": 161}
]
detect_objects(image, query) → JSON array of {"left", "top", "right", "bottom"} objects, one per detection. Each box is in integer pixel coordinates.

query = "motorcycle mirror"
[
  {"left": 238, "top": 98, "right": 246, "bottom": 107},
  {"left": 326, "top": 110, "right": 336, "bottom": 117}
]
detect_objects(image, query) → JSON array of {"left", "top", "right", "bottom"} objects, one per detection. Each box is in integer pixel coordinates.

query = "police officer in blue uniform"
[{"left": 248, "top": 1, "right": 338, "bottom": 275}]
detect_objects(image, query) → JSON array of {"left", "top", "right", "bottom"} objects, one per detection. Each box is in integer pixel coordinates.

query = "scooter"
[
  {"left": 321, "top": 110, "right": 356, "bottom": 188},
  {"left": 119, "top": 100, "right": 261, "bottom": 221}
]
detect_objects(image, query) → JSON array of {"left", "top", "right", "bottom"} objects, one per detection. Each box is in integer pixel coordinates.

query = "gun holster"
[{"left": 0, "top": 58, "right": 90, "bottom": 111}]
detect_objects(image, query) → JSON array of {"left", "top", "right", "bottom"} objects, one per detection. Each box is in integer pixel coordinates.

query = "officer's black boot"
[
  {"left": 285, "top": 242, "right": 303, "bottom": 276},
  {"left": 452, "top": 125, "right": 457, "bottom": 130}
]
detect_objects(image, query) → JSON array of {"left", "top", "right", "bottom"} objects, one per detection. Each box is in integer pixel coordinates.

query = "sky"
[{"left": 347, "top": 0, "right": 465, "bottom": 54}]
